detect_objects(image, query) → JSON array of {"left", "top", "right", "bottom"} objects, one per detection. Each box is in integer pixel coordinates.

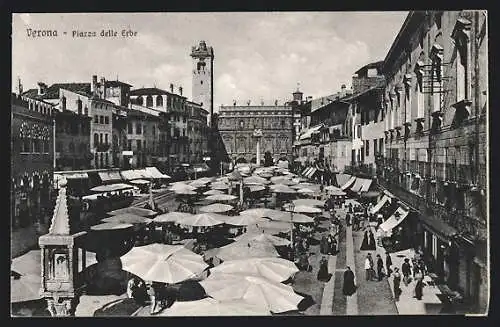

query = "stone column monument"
[{"left": 252, "top": 129, "right": 263, "bottom": 166}]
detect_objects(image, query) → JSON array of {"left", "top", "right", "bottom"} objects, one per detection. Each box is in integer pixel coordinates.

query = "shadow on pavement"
[
  {"left": 295, "top": 290, "right": 316, "bottom": 311},
  {"left": 93, "top": 298, "right": 141, "bottom": 317}
]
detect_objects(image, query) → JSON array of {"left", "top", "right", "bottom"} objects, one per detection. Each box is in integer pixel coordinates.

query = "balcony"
[
  {"left": 95, "top": 143, "right": 111, "bottom": 152},
  {"left": 344, "top": 163, "right": 375, "bottom": 178}
]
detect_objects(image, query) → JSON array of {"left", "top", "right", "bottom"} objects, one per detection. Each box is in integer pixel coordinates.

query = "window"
[
  {"left": 136, "top": 140, "right": 142, "bottom": 150},
  {"left": 127, "top": 140, "right": 132, "bottom": 151},
  {"left": 146, "top": 95, "right": 153, "bottom": 107},
  {"left": 77, "top": 99, "right": 82, "bottom": 114},
  {"left": 137, "top": 97, "right": 143, "bottom": 105},
  {"left": 105, "top": 153, "right": 109, "bottom": 167},
  {"left": 99, "top": 116, "right": 104, "bottom": 124},
  {"left": 152, "top": 125, "right": 156, "bottom": 136},
  {"left": 136, "top": 122, "right": 142, "bottom": 134},
  {"left": 366, "top": 140, "right": 370, "bottom": 156},
  {"left": 22, "top": 138, "right": 30, "bottom": 153},
  {"left": 99, "top": 133, "right": 103, "bottom": 144},
  {"left": 105, "top": 134, "right": 108, "bottom": 145},
  {"left": 94, "top": 115, "right": 99, "bottom": 123},
  {"left": 127, "top": 123, "right": 133, "bottom": 134},
  {"left": 94, "top": 133, "right": 99, "bottom": 147},
  {"left": 156, "top": 95, "right": 163, "bottom": 107},
  {"left": 357, "top": 125, "right": 362, "bottom": 139},
  {"left": 104, "top": 116, "right": 109, "bottom": 124}
]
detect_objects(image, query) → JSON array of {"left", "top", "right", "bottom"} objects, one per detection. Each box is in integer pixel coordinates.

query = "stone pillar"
[
  {"left": 256, "top": 138, "right": 261, "bottom": 166},
  {"left": 46, "top": 297, "right": 74, "bottom": 317}
]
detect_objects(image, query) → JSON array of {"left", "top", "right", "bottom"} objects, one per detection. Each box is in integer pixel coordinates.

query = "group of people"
[
  {"left": 364, "top": 252, "right": 392, "bottom": 282},
  {"left": 320, "top": 234, "right": 338, "bottom": 255},
  {"left": 127, "top": 278, "right": 176, "bottom": 315},
  {"left": 391, "top": 256, "right": 427, "bottom": 301}
]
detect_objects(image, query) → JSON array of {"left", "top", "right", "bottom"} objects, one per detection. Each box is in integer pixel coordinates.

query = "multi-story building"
[
  {"left": 218, "top": 99, "right": 294, "bottom": 164},
  {"left": 377, "top": 11, "right": 488, "bottom": 313},
  {"left": 11, "top": 93, "right": 54, "bottom": 256},
  {"left": 123, "top": 108, "right": 161, "bottom": 168},
  {"left": 187, "top": 101, "right": 209, "bottom": 163}
]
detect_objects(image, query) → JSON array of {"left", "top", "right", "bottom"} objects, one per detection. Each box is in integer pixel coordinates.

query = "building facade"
[
  {"left": 377, "top": 11, "right": 488, "bottom": 313},
  {"left": 191, "top": 40, "right": 214, "bottom": 126},
  {"left": 218, "top": 102, "right": 294, "bottom": 164},
  {"left": 11, "top": 93, "right": 54, "bottom": 256},
  {"left": 187, "top": 101, "right": 210, "bottom": 163}
]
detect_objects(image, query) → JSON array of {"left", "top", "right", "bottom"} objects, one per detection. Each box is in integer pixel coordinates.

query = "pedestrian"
[
  {"left": 402, "top": 258, "right": 412, "bottom": 286},
  {"left": 331, "top": 237, "right": 338, "bottom": 255},
  {"left": 386, "top": 252, "right": 393, "bottom": 277},
  {"left": 343, "top": 266, "right": 356, "bottom": 296},
  {"left": 393, "top": 267, "right": 402, "bottom": 301},
  {"left": 365, "top": 254, "right": 372, "bottom": 281},
  {"left": 146, "top": 282, "right": 158, "bottom": 314},
  {"left": 368, "top": 253, "right": 375, "bottom": 280},
  {"left": 376, "top": 254, "right": 384, "bottom": 281},
  {"left": 360, "top": 230, "right": 370, "bottom": 250},
  {"left": 345, "top": 213, "right": 351, "bottom": 226},
  {"left": 320, "top": 235, "right": 328, "bottom": 254},
  {"left": 317, "top": 256, "right": 330, "bottom": 282},
  {"left": 127, "top": 277, "right": 136, "bottom": 299},
  {"left": 414, "top": 278, "right": 424, "bottom": 300}
]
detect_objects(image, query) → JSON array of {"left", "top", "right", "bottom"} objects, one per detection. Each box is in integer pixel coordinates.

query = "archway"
[{"left": 235, "top": 157, "right": 248, "bottom": 164}]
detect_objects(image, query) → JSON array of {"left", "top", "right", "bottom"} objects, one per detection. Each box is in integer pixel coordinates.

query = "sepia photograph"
[{"left": 10, "top": 11, "right": 489, "bottom": 317}]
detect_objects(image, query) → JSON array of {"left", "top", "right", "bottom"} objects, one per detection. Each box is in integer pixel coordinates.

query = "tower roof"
[
  {"left": 191, "top": 40, "right": 214, "bottom": 59},
  {"left": 48, "top": 187, "right": 70, "bottom": 235}
]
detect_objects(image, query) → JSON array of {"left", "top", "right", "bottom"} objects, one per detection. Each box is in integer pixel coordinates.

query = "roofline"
[{"left": 354, "top": 60, "right": 384, "bottom": 74}]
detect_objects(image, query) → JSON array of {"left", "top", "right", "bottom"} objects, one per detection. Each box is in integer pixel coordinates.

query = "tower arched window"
[
  {"left": 200, "top": 80, "right": 203, "bottom": 85},
  {"left": 77, "top": 99, "right": 82, "bottom": 114},
  {"left": 94, "top": 133, "right": 99, "bottom": 147},
  {"left": 156, "top": 95, "right": 163, "bottom": 107},
  {"left": 239, "top": 120, "right": 244, "bottom": 129},
  {"left": 61, "top": 96, "right": 67, "bottom": 111},
  {"left": 146, "top": 95, "right": 153, "bottom": 107}
]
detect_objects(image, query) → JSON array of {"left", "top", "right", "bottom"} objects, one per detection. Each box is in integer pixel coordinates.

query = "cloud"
[{"left": 12, "top": 12, "right": 408, "bottom": 112}]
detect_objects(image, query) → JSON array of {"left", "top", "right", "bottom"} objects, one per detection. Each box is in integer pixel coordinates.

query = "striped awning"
[
  {"left": 340, "top": 176, "right": 356, "bottom": 190},
  {"left": 350, "top": 178, "right": 364, "bottom": 192},
  {"left": 379, "top": 207, "right": 410, "bottom": 233},
  {"left": 306, "top": 168, "right": 317, "bottom": 179},
  {"left": 335, "top": 173, "right": 351, "bottom": 188},
  {"left": 360, "top": 179, "right": 373, "bottom": 193},
  {"left": 98, "top": 171, "right": 123, "bottom": 183},
  {"left": 370, "top": 195, "right": 391, "bottom": 215}
]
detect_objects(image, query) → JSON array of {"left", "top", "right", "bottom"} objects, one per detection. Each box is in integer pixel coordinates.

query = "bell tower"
[{"left": 191, "top": 40, "right": 214, "bottom": 127}]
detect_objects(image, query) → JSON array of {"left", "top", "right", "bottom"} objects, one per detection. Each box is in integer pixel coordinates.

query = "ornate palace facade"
[{"left": 217, "top": 103, "right": 294, "bottom": 164}]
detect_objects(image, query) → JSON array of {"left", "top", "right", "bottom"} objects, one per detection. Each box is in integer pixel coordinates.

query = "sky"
[{"left": 12, "top": 12, "right": 408, "bottom": 111}]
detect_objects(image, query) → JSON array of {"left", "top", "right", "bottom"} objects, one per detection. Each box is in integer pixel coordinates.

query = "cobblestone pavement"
[{"left": 352, "top": 229, "right": 398, "bottom": 315}]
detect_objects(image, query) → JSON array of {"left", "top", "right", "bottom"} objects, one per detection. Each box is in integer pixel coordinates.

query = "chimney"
[
  {"left": 100, "top": 77, "right": 106, "bottom": 99},
  {"left": 260, "top": 99, "right": 264, "bottom": 106},
  {"left": 179, "top": 86, "right": 183, "bottom": 96},
  {"left": 91, "top": 75, "right": 98, "bottom": 94},
  {"left": 37, "top": 82, "right": 47, "bottom": 96},
  {"left": 275, "top": 99, "right": 278, "bottom": 106},
  {"left": 170, "top": 83, "right": 174, "bottom": 93},
  {"left": 233, "top": 100, "right": 236, "bottom": 106},
  {"left": 17, "top": 77, "right": 23, "bottom": 95},
  {"left": 341, "top": 84, "right": 347, "bottom": 96},
  {"left": 247, "top": 100, "right": 251, "bottom": 106}
]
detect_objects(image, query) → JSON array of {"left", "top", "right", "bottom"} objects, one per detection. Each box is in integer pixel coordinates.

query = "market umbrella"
[
  {"left": 272, "top": 212, "right": 315, "bottom": 224},
  {"left": 120, "top": 244, "right": 208, "bottom": 284},
  {"left": 243, "top": 176, "right": 269, "bottom": 185},
  {"left": 210, "top": 182, "right": 230, "bottom": 190},
  {"left": 203, "top": 189, "right": 224, "bottom": 196},
  {"left": 169, "top": 183, "right": 197, "bottom": 192},
  {"left": 296, "top": 188, "right": 317, "bottom": 195},
  {"left": 179, "top": 213, "right": 225, "bottom": 227},
  {"left": 249, "top": 185, "right": 266, "bottom": 192},
  {"left": 153, "top": 212, "right": 193, "bottom": 224},
  {"left": 209, "top": 257, "right": 298, "bottom": 283},
  {"left": 174, "top": 189, "right": 198, "bottom": 196},
  {"left": 200, "top": 273, "right": 304, "bottom": 313},
  {"left": 101, "top": 214, "right": 153, "bottom": 225},
  {"left": 159, "top": 297, "right": 270, "bottom": 316},
  {"left": 240, "top": 208, "right": 289, "bottom": 221},
  {"left": 291, "top": 183, "right": 320, "bottom": 190},
  {"left": 189, "top": 180, "right": 208, "bottom": 188},
  {"left": 199, "top": 203, "right": 233, "bottom": 213},
  {"left": 10, "top": 274, "right": 42, "bottom": 303},
  {"left": 205, "top": 194, "right": 238, "bottom": 202},
  {"left": 90, "top": 183, "right": 133, "bottom": 192},
  {"left": 214, "top": 238, "right": 280, "bottom": 261},
  {"left": 220, "top": 215, "right": 257, "bottom": 226},
  {"left": 128, "top": 179, "right": 150, "bottom": 185},
  {"left": 292, "top": 199, "right": 325, "bottom": 207},
  {"left": 247, "top": 220, "right": 291, "bottom": 235},
  {"left": 258, "top": 173, "right": 274, "bottom": 179},
  {"left": 90, "top": 222, "right": 134, "bottom": 231},
  {"left": 107, "top": 206, "right": 158, "bottom": 218},
  {"left": 329, "top": 189, "right": 347, "bottom": 196},
  {"left": 283, "top": 203, "right": 322, "bottom": 214},
  {"left": 271, "top": 178, "right": 296, "bottom": 186},
  {"left": 270, "top": 184, "right": 296, "bottom": 194},
  {"left": 234, "top": 232, "right": 291, "bottom": 247}
]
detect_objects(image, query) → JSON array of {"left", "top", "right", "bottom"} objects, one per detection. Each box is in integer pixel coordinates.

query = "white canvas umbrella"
[
  {"left": 234, "top": 232, "right": 291, "bottom": 247},
  {"left": 203, "top": 189, "right": 224, "bottom": 196},
  {"left": 159, "top": 297, "right": 270, "bottom": 316},
  {"left": 120, "top": 244, "right": 208, "bottom": 284},
  {"left": 270, "top": 184, "right": 296, "bottom": 194},
  {"left": 174, "top": 189, "right": 198, "bottom": 195},
  {"left": 101, "top": 214, "right": 153, "bottom": 225},
  {"left": 179, "top": 213, "right": 225, "bottom": 227},
  {"left": 154, "top": 212, "right": 193, "bottom": 223},
  {"left": 296, "top": 187, "right": 317, "bottom": 195},
  {"left": 249, "top": 185, "right": 266, "bottom": 192},
  {"left": 11, "top": 274, "right": 42, "bottom": 303},
  {"left": 272, "top": 212, "right": 315, "bottom": 224},
  {"left": 283, "top": 203, "right": 322, "bottom": 214},
  {"left": 205, "top": 194, "right": 238, "bottom": 202},
  {"left": 200, "top": 273, "right": 304, "bottom": 313},
  {"left": 243, "top": 176, "right": 269, "bottom": 185},
  {"left": 210, "top": 182, "right": 230, "bottom": 190},
  {"left": 215, "top": 238, "right": 280, "bottom": 261},
  {"left": 292, "top": 199, "right": 325, "bottom": 207},
  {"left": 169, "top": 183, "right": 197, "bottom": 192},
  {"left": 221, "top": 215, "right": 257, "bottom": 226},
  {"left": 199, "top": 203, "right": 233, "bottom": 213},
  {"left": 209, "top": 257, "right": 299, "bottom": 283}
]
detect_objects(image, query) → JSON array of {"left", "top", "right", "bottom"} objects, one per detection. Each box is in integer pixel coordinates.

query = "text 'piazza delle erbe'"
[{"left": 26, "top": 28, "right": 138, "bottom": 38}]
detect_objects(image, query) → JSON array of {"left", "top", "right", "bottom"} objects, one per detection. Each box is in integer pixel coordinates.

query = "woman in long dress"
[
  {"left": 317, "top": 256, "right": 330, "bottom": 281},
  {"left": 360, "top": 230, "right": 370, "bottom": 250},
  {"left": 368, "top": 230, "right": 377, "bottom": 250},
  {"left": 343, "top": 266, "right": 356, "bottom": 296}
]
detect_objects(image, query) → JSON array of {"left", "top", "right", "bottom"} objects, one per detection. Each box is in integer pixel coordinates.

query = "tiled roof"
[
  {"left": 105, "top": 80, "right": 133, "bottom": 88},
  {"left": 130, "top": 87, "right": 186, "bottom": 98},
  {"left": 44, "top": 83, "right": 91, "bottom": 99},
  {"left": 21, "top": 89, "right": 39, "bottom": 98},
  {"left": 355, "top": 61, "right": 384, "bottom": 74}
]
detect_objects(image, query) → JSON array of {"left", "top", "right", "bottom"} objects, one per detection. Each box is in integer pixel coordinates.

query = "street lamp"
[{"left": 287, "top": 201, "right": 295, "bottom": 251}]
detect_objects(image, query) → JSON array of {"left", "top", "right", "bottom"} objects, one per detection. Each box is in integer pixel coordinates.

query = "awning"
[
  {"left": 360, "top": 179, "right": 373, "bottom": 193},
  {"left": 350, "top": 178, "right": 364, "bottom": 192},
  {"left": 62, "top": 172, "right": 89, "bottom": 179},
  {"left": 340, "top": 176, "right": 356, "bottom": 190},
  {"left": 383, "top": 189, "right": 396, "bottom": 199},
  {"left": 370, "top": 195, "right": 391, "bottom": 214},
  {"left": 302, "top": 167, "right": 312, "bottom": 177},
  {"left": 121, "top": 170, "right": 146, "bottom": 181},
  {"left": 98, "top": 171, "right": 123, "bottom": 183},
  {"left": 299, "top": 124, "right": 323, "bottom": 140},
  {"left": 335, "top": 173, "right": 351, "bottom": 188},
  {"left": 190, "top": 163, "right": 210, "bottom": 174},
  {"left": 419, "top": 214, "right": 458, "bottom": 242},
  {"left": 145, "top": 166, "right": 171, "bottom": 179},
  {"left": 306, "top": 168, "right": 317, "bottom": 179},
  {"left": 379, "top": 206, "right": 410, "bottom": 232},
  {"left": 301, "top": 168, "right": 309, "bottom": 176},
  {"left": 90, "top": 183, "right": 135, "bottom": 193}
]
